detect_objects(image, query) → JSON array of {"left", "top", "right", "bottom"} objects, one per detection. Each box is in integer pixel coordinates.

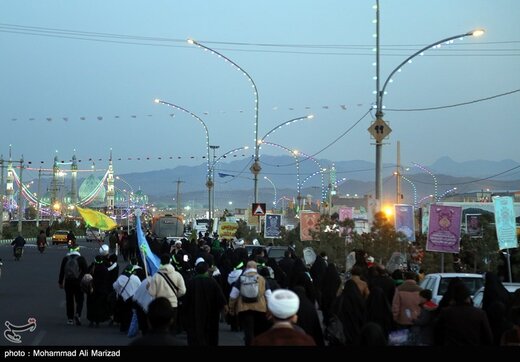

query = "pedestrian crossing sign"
[{"left": 252, "top": 203, "right": 266, "bottom": 216}]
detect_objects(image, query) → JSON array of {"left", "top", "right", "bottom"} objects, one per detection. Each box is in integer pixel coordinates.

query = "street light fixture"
[
  {"left": 187, "top": 38, "right": 261, "bottom": 203},
  {"left": 154, "top": 98, "right": 212, "bottom": 219},
  {"left": 263, "top": 176, "right": 277, "bottom": 209},
  {"left": 372, "top": 1, "right": 485, "bottom": 211},
  {"left": 259, "top": 115, "right": 314, "bottom": 144}
]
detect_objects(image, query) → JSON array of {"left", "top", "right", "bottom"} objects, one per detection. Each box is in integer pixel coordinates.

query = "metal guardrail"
[{"left": 0, "top": 235, "right": 86, "bottom": 245}]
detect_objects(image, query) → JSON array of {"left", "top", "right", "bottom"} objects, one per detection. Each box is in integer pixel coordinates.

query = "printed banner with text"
[
  {"left": 493, "top": 196, "right": 518, "bottom": 250},
  {"left": 426, "top": 204, "right": 462, "bottom": 253}
]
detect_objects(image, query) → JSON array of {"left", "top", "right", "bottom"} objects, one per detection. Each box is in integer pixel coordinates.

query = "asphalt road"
[{"left": 0, "top": 240, "right": 243, "bottom": 347}]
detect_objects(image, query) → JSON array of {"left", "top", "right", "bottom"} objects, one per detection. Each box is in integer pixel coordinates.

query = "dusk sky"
[{"left": 1, "top": 0, "right": 519, "bottom": 179}]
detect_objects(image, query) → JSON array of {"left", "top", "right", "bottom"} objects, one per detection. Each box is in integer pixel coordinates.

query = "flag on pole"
[
  {"left": 134, "top": 210, "right": 160, "bottom": 275},
  {"left": 76, "top": 206, "right": 117, "bottom": 231}
]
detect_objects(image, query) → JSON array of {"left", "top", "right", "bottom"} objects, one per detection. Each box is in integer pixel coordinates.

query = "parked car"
[
  {"left": 267, "top": 246, "right": 294, "bottom": 262},
  {"left": 419, "top": 272, "right": 484, "bottom": 304},
  {"left": 51, "top": 230, "right": 70, "bottom": 245},
  {"left": 85, "top": 228, "right": 105, "bottom": 243},
  {"left": 245, "top": 245, "right": 267, "bottom": 258},
  {"left": 472, "top": 282, "right": 520, "bottom": 308}
]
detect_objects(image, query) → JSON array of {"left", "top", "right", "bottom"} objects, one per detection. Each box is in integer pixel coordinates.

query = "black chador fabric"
[
  {"left": 339, "top": 279, "right": 367, "bottom": 344},
  {"left": 183, "top": 273, "right": 227, "bottom": 346}
]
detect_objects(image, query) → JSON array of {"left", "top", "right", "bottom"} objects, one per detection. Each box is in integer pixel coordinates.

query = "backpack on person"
[
  {"left": 239, "top": 273, "right": 260, "bottom": 303},
  {"left": 64, "top": 255, "right": 81, "bottom": 280}
]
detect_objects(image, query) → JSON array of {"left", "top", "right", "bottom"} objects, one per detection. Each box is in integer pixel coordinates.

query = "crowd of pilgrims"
[{"left": 58, "top": 229, "right": 520, "bottom": 346}]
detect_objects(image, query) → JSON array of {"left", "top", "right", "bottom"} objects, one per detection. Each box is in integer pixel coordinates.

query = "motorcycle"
[
  {"left": 37, "top": 243, "right": 46, "bottom": 254},
  {"left": 37, "top": 238, "right": 47, "bottom": 254},
  {"left": 14, "top": 246, "right": 23, "bottom": 261}
]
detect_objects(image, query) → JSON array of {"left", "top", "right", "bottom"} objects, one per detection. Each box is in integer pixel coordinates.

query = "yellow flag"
[{"left": 76, "top": 206, "right": 118, "bottom": 231}]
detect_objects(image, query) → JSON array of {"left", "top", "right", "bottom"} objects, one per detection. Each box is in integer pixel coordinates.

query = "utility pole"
[{"left": 174, "top": 178, "right": 185, "bottom": 216}]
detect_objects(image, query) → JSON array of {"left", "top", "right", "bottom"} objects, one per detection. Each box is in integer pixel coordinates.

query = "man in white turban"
[{"left": 251, "top": 289, "right": 316, "bottom": 346}]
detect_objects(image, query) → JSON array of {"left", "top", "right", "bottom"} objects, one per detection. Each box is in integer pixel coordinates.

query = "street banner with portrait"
[
  {"left": 299, "top": 211, "right": 320, "bottom": 241},
  {"left": 394, "top": 204, "right": 415, "bottom": 242},
  {"left": 339, "top": 207, "right": 354, "bottom": 221},
  {"left": 426, "top": 204, "right": 462, "bottom": 253},
  {"left": 264, "top": 214, "right": 282, "bottom": 238},
  {"left": 466, "top": 214, "right": 483, "bottom": 238},
  {"left": 493, "top": 196, "right": 518, "bottom": 250}
]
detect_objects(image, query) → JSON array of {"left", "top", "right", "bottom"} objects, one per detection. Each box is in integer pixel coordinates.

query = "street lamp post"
[
  {"left": 372, "top": 1, "right": 484, "bottom": 210},
  {"left": 154, "top": 99, "right": 212, "bottom": 219},
  {"left": 188, "top": 39, "right": 261, "bottom": 203}
]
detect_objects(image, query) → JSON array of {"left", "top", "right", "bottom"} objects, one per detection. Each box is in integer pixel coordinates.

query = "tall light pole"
[
  {"left": 187, "top": 39, "right": 261, "bottom": 203},
  {"left": 154, "top": 99, "right": 212, "bottom": 219},
  {"left": 116, "top": 176, "right": 134, "bottom": 231},
  {"left": 371, "top": 1, "right": 484, "bottom": 211}
]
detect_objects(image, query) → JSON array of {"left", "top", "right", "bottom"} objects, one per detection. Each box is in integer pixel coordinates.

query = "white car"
[
  {"left": 419, "top": 272, "right": 484, "bottom": 304},
  {"left": 472, "top": 282, "right": 520, "bottom": 308}
]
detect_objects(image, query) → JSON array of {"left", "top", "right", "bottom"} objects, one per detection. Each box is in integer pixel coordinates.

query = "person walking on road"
[{"left": 58, "top": 245, "right": 89, "bottom": 325}]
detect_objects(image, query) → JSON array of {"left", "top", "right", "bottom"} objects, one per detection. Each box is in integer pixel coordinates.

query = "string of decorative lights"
[
  {"left": 412, "top": 162, "right": 438, "bottom": 202},
  {"left": 261, "top": 141, "right": 326, "bottom": 201},
  {"left": 4, "top": 104, "right": 353, "bottom": 122},
  {"left": 400, "top": 174, "right": 417, "bottom": 207}
]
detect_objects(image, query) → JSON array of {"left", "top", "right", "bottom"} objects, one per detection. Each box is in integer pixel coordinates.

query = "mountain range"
[{"left": 117, "top": 156, "right": 520, "bottom": 209}]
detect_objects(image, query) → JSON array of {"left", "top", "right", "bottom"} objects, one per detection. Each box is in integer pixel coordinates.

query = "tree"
[{"left": 349, "top": 211, "right": 407, "bottom": 265}]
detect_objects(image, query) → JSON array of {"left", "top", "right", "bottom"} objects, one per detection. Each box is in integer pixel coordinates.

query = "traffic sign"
[
  {"left": 252, "top": 203, "right": 266, "bottom": 216},
  {"left": 368, "top": 118, "right": 392, "bottom": 142}
]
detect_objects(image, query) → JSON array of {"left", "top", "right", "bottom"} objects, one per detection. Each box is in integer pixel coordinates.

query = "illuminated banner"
[
  {"left": 299, "top": 212, "right": 320, "bottom": 241},
  {"left": 339, "top": 207, "right": 354, "bottom": 221},
  {"left": 394, "top": 204, "right": 415, "bottom": 242},
  {"left": 264, "top": 214, "right": 282, "bottom": 238},
  {"left": 466, "top": 214, "right": 483, "bottom": 238},
  {"left": 218, "top": 221, "right": 238, "bottom": 239},
  {"left": 426, "top": 204, "right": 462, "bottom": 253},
  {"left": 493, "top": 196, "right": 518, "bottom": 250}
]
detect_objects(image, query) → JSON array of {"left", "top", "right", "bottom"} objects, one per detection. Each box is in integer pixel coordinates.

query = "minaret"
[
  {"left": 71, "top": 152, "right": 78, "bottom": 206},
  {"left": 106, "top": 149, "right": 115, "bottom": 214},
  {"left": 50, "top": 154, "right": 59, "bottom": 213},
  {"left": 6, "top": 145, "right": 14, "bottom": 212}
]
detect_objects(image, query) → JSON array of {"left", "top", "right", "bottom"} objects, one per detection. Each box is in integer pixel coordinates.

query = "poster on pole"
[
  {"left": 299, "top": 211, "right": 320, "bottom": 241},
  {"left": 493, "top": 196, "right": 518, "bottom": 250},
  {"left": 264, "top": 214, "right": 282, "bottom": 238},
  {"left": 339, "top": 207, "right": 354, "bottom": 221},
  {"left": 394, "top": 204, "right": 415, "bottom": 242},
  {"left": 466, "top": 214, "right": 483, "bottom": 238},
  {"left": 426, "top": 204, "right": 462, "bottom": 253}
]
